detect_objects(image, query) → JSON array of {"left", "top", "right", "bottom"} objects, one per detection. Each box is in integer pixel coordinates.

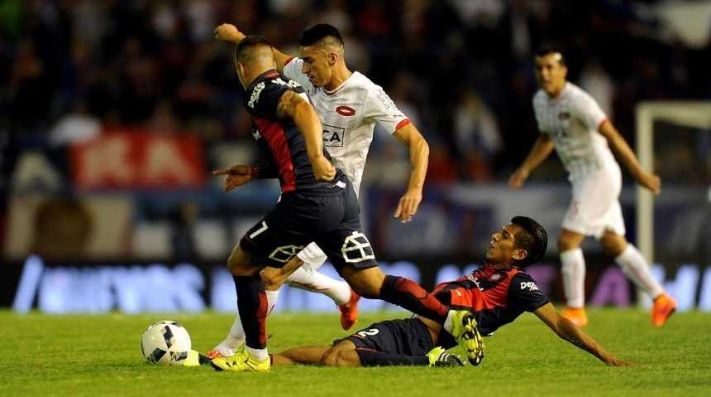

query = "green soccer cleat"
[
  {"left": 426, "top": 346, "right": 464, "bottom": 367},
  {"left": 210, "top": 348, "right": 270, "bottom": 373},
  {"left": 449, "top": 310, "right": 485, "bottom": 366}
]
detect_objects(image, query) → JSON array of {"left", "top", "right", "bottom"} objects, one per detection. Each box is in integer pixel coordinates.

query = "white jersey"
[
  {"left": 532, "top": 83, "right": 617, "bottom": 179},
  {"left": 283, "top": 57, "right": 409, "bottom": 195}
]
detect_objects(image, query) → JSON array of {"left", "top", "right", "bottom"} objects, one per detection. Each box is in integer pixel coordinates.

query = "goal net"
[{"left": 635, "top": 101, "right": 711, "bottom": 267}]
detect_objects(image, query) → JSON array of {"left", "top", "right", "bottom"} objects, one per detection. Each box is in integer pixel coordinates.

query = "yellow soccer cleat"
[
  {"left": 426, "top": 346, "right": 464, "bottom": 367},
  {"left": 210, "top": 348, "right": 270, "bottom": 373},
  {"left": 449, "top": 310, "right": 485, "bottom": 366}
]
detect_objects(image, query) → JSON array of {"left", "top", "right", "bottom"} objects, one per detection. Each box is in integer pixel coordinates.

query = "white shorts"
[
  {"left": 563, "top": 165, "right": 625, "bottom": 239},
  {"left": 296, "top": 242, "right": 328, "bottom": 270}
]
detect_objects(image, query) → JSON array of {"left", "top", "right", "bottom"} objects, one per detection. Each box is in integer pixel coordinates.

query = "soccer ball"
[{"left": 141, "top": 320, "right": 192, "bottom": 366}]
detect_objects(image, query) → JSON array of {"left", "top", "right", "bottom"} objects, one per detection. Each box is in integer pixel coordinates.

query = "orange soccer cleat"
[
  {"left": 651, "top": 293, "right": 677, "bottom": 327},
  {"left": 561, "top": 306, "right": 588, "bottom": 327},
  {"left": 338, "top": 290, "right": 361, "bottom": 330}
]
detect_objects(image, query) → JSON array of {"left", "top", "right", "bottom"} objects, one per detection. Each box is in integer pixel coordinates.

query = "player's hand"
[
  {"left": 311, "top": 156, "right": 336, "bottom": 182},
  {"left": 637, "top": 171, "right": 661, "bottom": 195},
  {"left": 212, "top": 165, "right": 256, "bottom": 192},
  {"left": 394, "top": 189, "right": 422, "bottom": 223},
  {"left": 508, "top": 168, "right": 529, "bottom": 189},
  {"left": 214, "top": 23, "right": 245, "bottom": 43}
]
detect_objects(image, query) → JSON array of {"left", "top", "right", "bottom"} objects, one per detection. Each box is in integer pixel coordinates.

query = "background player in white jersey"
[
  {"left": 210, "top": 23, "right": 430, "bottom": 357},
  {"left": 508, "top": 45, "right": 676, "bottom": 328}
]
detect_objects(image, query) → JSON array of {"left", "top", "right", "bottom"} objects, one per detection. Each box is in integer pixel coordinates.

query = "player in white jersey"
[
  {"left": 508, "top": 46, "right": 676, "bottom": 328},
  {"left": 210, "top": 23, "right": 430, "bottom": 358}
]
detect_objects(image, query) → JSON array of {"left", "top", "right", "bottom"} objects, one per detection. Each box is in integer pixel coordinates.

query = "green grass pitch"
[{"left": 1, "top": 309, "right": 710, "bottom": 397}]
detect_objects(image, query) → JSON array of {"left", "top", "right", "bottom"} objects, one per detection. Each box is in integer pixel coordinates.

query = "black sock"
[
  {"left": 355, "top": 348, "right": 429, "bottom": 366},
  {"left": 379, "top": 275, "right": 448, "bottom": 323},
  {"left": 234, "top": 274, "right": 268, "bottom": 349}
]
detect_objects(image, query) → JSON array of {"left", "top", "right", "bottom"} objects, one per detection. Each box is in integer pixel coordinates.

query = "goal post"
[{"left": 635, "top": 101, "right": 711, "bottom": 263}]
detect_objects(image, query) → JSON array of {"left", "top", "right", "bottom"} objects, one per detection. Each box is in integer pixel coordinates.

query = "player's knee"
[{"left": 320, "top": 348, "right": 356, "bottom": 367}]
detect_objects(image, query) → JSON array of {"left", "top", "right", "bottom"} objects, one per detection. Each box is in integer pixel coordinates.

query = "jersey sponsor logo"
[
  {"left": 271, "top": 77, "right": 302, "bottom": 89},
  {"left": 335, "top": 105, "right": 356, "bottom": 116},
  {"left": 520, "top": 281, "right": 539, "bottom": 291},
  {"left": 268, "top": 244, "right": 305, "bottom": 263},
  {"left": 558, "top": 112, "right": 571, "bottom": 120},
  {"left": 341, "top": 232, "right": 375, "bottom": 263},
  {"left": 248, "top": 82, "right": 266, "bottom": 109},
  {"left": 323, "top": 124, "right": 345, "bottom": 147},
  {"left": 355, "top": 328, "right": 379, "bottom": 338}
]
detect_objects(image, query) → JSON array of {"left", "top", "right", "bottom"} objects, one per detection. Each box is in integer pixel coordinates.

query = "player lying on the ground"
[
  {"left": 271, "top": 216, "right": 628, "bottom": 367},
  {"left": 210, "top": 35, "right": 481, "bottom": 373}
]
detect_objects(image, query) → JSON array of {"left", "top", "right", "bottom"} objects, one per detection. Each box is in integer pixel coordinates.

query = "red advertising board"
[{"left": 70, "top": 129, "right": 206, "bottom": 189}]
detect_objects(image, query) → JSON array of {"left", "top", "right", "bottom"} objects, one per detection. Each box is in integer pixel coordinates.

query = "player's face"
[
  {"left": 485, "top": 224, "right": 524, "bottom": 267},
  {"left": 535, "top": 54, "right": 567, "bottom": 97},
  {"left": 299, "top": 45, "right": 332, "bottom": 87}
]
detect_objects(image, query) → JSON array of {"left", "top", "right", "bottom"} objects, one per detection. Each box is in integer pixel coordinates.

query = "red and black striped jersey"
[
  {"left": 243, "top": 70, "right": 341, "bottom": 194},
  {"left": 433, "top": 265, "right": 549, "bottom": 339}
]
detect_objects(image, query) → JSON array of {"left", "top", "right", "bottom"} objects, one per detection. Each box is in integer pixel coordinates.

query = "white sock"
[
  {"left": 560, "top": 248, "right": 586, "bottom": 308},
  {"left": 215, "top": 289, "right": 280, "bottom": 355},
  {"left": 286, "top": 266, "right": 351, "bottom": 305},
  {"left": 443, "top": 311, "right": 455, "bottom": 334},
  {"left": 615, "top": 244, "right": 664, "bottom": 298},
  {"left": 246, "top": 346, "right": 269, "bottom": 361}
]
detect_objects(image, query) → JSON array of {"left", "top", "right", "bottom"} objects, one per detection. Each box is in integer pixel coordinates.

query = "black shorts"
[
  {"left": 239, "top": 177, "right": 377, "bottom": 271},
  {"left": 342, "top": 318, "right": 435, "bottom": 357}
]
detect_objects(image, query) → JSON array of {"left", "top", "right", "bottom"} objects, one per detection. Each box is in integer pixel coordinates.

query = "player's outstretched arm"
[
  {"left": 598, "top": 120, "right": 660, "bottom": 194},
  {"left": 508, "top": 134, "right": 555, "bottom": 189},
  {"left": 534, "top": 303, "right": 629, "bottom": 366},
  {"left": 392, "top": 123, "right": 429, "bottom": 223},
  {"left": 214, "top": 23, "right": 292, "bottom": 71},
  {"left": 277, "top": 90, "right": 335, "bottom": 181}
]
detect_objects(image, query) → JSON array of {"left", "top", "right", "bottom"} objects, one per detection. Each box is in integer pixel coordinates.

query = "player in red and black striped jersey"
[
  {"left": 272, "top": 216, "right": 628, "bottom": 367},
  {"left": 211, "top": 36, "right": 483, "bottom": 373}
]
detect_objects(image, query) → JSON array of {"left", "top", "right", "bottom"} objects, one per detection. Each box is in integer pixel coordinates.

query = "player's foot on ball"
[
  {"left": 449, "top": 310, "right": 485, "bottom": 366},
  {"left": 182, "top": 350, "right": 211, "bottom": 367},
  {"left": 561, "top": 306, "right": 588, "bottom": 327},
  {"left": 651, "top": 293, "right": 677, "bottom": 327},
  {"left": 338, "top": 290, "right": 361, "bottom": 330},
  {"left": 426, "top": 346, "right": 464, "bottom": 367},
  {"left": 210, "top": 348, "right": 270, "bottom": 373}
]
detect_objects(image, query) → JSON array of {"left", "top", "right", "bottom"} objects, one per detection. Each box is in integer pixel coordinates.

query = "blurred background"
[{"left": 2, "top": 0, "right": 710, "bottom": 314}]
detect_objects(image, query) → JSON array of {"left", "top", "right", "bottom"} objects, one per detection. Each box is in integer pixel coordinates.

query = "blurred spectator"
[
  {"left": 48, "top": 100, "right": 100, "bottom": 147},
  {"left": 453, "top": 89, "right": 502, "bottom": 162}
]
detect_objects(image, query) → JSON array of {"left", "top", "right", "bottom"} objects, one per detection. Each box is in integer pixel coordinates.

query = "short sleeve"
[
  {"left": 244, "top": 78, "right": 290, "bottom": 119},
  {"left": 509, "top": 272, "right": 549, "bottom": 312},
  {"left": 363, "top": 85, "right": 409, "bottom": 135},
  {"left": 572, "top": 92, "right": 607, "bottom": 130},
  {"left": 283, "top": 58, "right": 315, "bottom": 95},
  {"left": 532, "top": 94, "right": 549, "bottom": 135}
]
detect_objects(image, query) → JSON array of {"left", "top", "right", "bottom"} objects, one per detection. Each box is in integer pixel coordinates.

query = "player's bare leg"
[
  {"left": 558, "top": 229, "right": 588, "bottom": 327},
  {"left": 271, "top": 345, "right": 330, "bottom": 366},
  {"left": 600, "top": 230, "right": 676, "bottom": 327},
  {"left": 319, "top": 340, "right": 361, "bottom": 367}
]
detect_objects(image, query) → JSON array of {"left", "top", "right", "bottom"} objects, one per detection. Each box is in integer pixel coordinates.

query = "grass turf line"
[{"left": 1, "top": 309, "right": 710, "bottom": 397}]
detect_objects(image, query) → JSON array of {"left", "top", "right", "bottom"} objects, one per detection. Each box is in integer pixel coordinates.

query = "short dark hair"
[
  {"left": 235, "top": 35, "right": 272, "bottom": 61},
  {"left": 534, "top": 44, "right": 565, "bottom": 66},
  {"left": 299, "top": 24, "right": 344, "bottom": 47},
  {"left": 511, "top": 216, "right": 548, "bottom": 268}
]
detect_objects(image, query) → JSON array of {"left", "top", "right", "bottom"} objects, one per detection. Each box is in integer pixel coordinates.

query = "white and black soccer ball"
[{"left": 141, "top": 320, "right": 192, "bottom": 366}]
